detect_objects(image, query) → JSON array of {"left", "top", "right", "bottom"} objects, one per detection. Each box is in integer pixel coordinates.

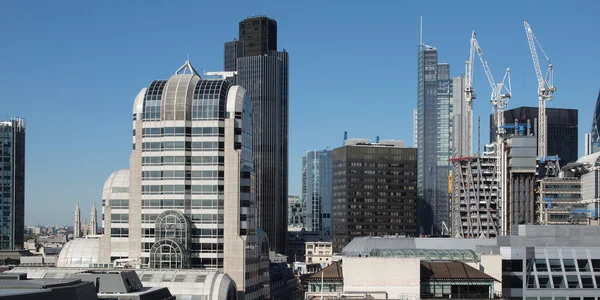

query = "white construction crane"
[
  {"left": 524, "top": 21, "right": 557, "bottom": 158},
  {"left": 464, "top": 31, "right": 477, "bottom": 156}
]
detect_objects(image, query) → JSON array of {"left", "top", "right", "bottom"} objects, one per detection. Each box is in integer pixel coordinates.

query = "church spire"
[
  {"left": 90, "top": 203, "right": 97, "bottom": 235},
  {"left": 74, "top": 202, "right": 81, "bottom": 238}
]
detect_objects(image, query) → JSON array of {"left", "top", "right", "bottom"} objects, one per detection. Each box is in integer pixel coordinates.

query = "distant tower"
[
  {"left": 74, "top": 203, "right": 81, "bottom": 238},
  {"left": 90, "top": 203, "right": 97, "bottom": 235}
]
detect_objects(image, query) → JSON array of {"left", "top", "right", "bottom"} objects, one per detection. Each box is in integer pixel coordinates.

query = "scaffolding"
[
  {"left": 449, "top": 146, "right": 499, "bottom": 238},
  {"left": 536, "top": 177, "right": 586, "bottom": 225}
]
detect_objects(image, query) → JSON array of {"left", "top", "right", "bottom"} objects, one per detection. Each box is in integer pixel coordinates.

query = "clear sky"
[{"left": 1, "top": 0, "right": 599, "bottom": 225}]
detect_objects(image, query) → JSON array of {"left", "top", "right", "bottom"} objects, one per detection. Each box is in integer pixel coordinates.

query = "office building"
[
  {"left": 331, "top": 139, "right": 417, "bottom": 252},
  {"left": 0, "top": 117, "right": 25, "bottom": 250},
  {"left": 97, "top": 60, "right": 268, "bottom": 299},
  {"left": 239, "top": 16, "right": 277, "bottom": 57},
  {"left": 287, "top": 195, "right": 304, "bottom": 228},
  {"left": 417, "top": 41, "right": 452, "bottom": 236},
  {"left": 301, "top": 150, "right": 333, "bottom": 237},
  {"left": 223, "top": 40, "right": 244, "bottom": 72},
  {"left": 225, "top": 16, "right": 289, "bottom": 254},
  {"left": 490, "top": 106, "right": 578, "bottom": 164}
]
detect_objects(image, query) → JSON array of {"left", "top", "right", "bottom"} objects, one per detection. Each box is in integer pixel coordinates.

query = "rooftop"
[
  {"left": 420, "top": 261, "right": 497, "bottom": 281},
  {"left": 310, "top": 261, "right": 343, "bottom": 280}
]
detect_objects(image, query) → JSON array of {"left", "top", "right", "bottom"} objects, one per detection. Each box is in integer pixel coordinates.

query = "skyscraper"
[
  {"left": 301, "top": 150, "right": 333, "bottom": 237},
  {"left": 331, "top": 139, "right": 417, "bottom": 252},
  {"left": 225, "top": 16, "right": 289, "bottom": 254},
  {"left": 100, "top": 61, "right": 269, "bottom": 299},
  {"left": 416, "top": 42, "right": 452, "bottom": 235},
  {"left": 0, "top": 117, "right": 25, "bottom": 250}
]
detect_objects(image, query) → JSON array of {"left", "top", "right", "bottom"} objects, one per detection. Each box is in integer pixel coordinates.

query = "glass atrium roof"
[{"left": 368, "top": 248, "right": 479, "bottom": 262}]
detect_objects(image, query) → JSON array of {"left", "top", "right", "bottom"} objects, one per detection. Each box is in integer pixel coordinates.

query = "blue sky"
[{"left": 1, "top": 1, "right": 599, "bottom": 225}]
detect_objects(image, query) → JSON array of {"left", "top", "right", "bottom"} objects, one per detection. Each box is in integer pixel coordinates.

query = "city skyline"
[{"left": 1, "top": 1, "right": 599, "bottom": 224}]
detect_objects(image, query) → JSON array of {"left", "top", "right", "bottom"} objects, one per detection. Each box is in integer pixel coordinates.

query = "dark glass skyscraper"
[
  {"left": 224, "top": 16, "right": 289, "bottom": 254},
  {"left": 416, "top": 43, "right": 452, "bottom": 235},
  {"left": 591, "top": 90, "right": 600, "bottom": 143},
  {"left": 0, "top": 117, "right": 25, "bottom": 250},
  {"left": 239, "top": 16, "right": 277, "bottom": 57},
  {"left": 489, "top": 106, "right": 579, "bottom": 164}
]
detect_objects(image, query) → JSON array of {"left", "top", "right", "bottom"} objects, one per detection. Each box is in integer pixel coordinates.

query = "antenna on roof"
[{"left": 420, "top": 16, "right": 423, "bottom": 45}]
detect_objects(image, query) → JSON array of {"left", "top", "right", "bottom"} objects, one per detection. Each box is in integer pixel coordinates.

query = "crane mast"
[
  {"left": 524, "top": 21, "right": 556, "bottom": 158},
  {"left": 472, "top": 34, "right": 512, "bottom": 236},
  {"left": 464, "top": 31, "right": 476, "bottom": 156}
]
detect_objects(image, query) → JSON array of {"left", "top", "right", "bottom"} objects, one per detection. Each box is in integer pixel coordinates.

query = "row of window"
[
  {"left": 109, "top": 199, "right": 129, "bottom": 208},
  {"left": 141, "top": 185, "right": 222, "bottom": 195},
  {"left": 140, "top": 127, "right": 224, "bottom": 137},
  {"left": 141, "top": 141, "right": 224, "bottom": 152},
  {"left": 141, "top": 199, "right": 222, "bottom": 209},
  {"left": 141, "top": 213, "right": 224, "bottom": 223},
  {"left": 141, "top": 169, "right": 222, "bottom": 180}
]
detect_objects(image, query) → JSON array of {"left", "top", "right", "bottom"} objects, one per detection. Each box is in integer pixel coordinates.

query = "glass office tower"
[
  {"left": 417, "top": 43, "right": 452, "bottom": 235},
  {"left": 0, "top": 117, "right": 25, "bottom": 250},
  {"left": 301, "top": 150, "right": 333, "bottom": 237}
]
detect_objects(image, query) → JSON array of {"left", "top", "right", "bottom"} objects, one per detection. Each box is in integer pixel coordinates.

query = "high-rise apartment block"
[
  {"left": 331, "top": 139, "right": 417, "bottom": 252},
  {"left": 224, "top": 16, "right": 289, "bottom": 254},
  {"left": 490, "top": 106, "right": 578, "bottom": 164},
  {"left": 301, "top": 150, "right": 333, "bottom": 237},
  {"left": 0, "top": 117, "right": 25, "bottom": 250},
  {"left": 416, "top": 43, "right": 452, "bottom": 235},
  {"left": 99, "top": 61, "right": 269, "bottom": 299}
]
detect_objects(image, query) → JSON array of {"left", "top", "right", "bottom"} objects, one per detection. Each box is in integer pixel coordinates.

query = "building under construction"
[{"left": 450, "top": 144, "right": 499, "bottom": 238}]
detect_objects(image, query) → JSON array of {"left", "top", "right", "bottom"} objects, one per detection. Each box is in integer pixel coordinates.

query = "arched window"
[
  {"left": 149, "top": 239, "right": 189, "bottom": 269},
  {"left": 155, "top": 210, "right": 191, "bottom": 248}
]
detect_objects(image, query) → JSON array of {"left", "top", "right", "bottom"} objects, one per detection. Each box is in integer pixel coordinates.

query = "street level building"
[{"left": 331, "top": 139, "right": 417, "bottom": 252}]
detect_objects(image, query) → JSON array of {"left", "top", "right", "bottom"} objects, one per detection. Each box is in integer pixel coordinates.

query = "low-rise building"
[
  {"left": 306, "top": 241, "right": 333, "bottom": 265},
  {"left": 288, "top": 228, "right": 327, "bottom": 263}
]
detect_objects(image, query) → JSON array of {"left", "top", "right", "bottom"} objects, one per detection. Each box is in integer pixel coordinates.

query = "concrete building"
[
  {"left": 305, "top": 241, "right": 333, "bottom": 265},
  {"left": 0, "top": 117, "right": 25, "bottom": 250},
  {"left": 224, "top": 16, "right": 290, "bottom": 254},
  {"left": 331, "top": 139, "right": 417, "bottom": 252},
  {"left": 417, "top": 40, "right": 453, "bottom": 236},
  {"left": 450, "top": 75, "right": 469, "bottom": 158},
  {"left": 449, "top": 144, "right": 499, "bottom": 238},
  {"left": 302, "top": 150, "right": 333, "bottom": 237},
  {"left": 92, "top": 61, "right": 269, "bottom": 299},
  {"left": 287, "top": 195, "right": 305, "bottom": 228},
  {"left": 502, "top": 135, "right": 538, "bottom": 235}
]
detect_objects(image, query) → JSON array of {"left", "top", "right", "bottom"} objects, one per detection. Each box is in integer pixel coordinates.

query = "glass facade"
[
  {"left": 301, "top": 150, "right": 333, "bottom": 237},
  {"left": 417, "top": 44, "right": 452, "bottom": 235},
  {"left": 591, "top": 90, "right": 600, "bottom": 151},
  {"left": 0, "top": 118, "right": 25, "bottom": 250}
]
